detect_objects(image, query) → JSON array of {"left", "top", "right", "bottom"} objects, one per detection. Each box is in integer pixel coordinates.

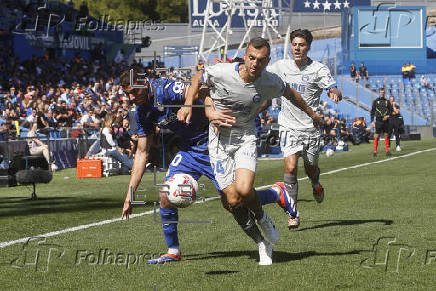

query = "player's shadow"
[
  {"left": 205, "top": 270, "right": 239, "bottom": 275},
  {"left": 295, "top": 219, "right": 393, "bottom": 232},
  {"left": 0, "top": 197, "right": 122, "bottom": 217},
  {"left": 185, "top": 249, "right": 363, "bottom": 263},
  {"left": 297, "top": 199, "right": 314, "bottom": 203}
]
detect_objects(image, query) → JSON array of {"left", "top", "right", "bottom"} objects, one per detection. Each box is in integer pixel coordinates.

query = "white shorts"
[
  {"left": 208, "top": 129, "right": 257, "bottom": 190},
  {"left": 279, "top": 126, "right": 321, "bottom": 166}
]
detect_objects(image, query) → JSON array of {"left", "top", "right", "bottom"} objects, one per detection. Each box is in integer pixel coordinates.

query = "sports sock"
[
  {"left": 160, "top": 207, "right": 179, "bottom": 252},
  {"left": 308, "top": 166, "right": 321, "bottom": 187},
  {"left": 395, "top": 133, "right": 401, "bottom": 147},
  {"left": 231, "top": 204, "right": 264, "bottom": 244},
  {"left": 167, "top": 248, "right": 180, "bottom": 256},
  {"left": 284, "top": 174, "right": 298, "bottom": 217},
  {"left": 257, "top": 188, "right": 280, "bottom": 205},
  {"left": 374, "top": 138, "right": 379, "bottom": 153},
  {"left": 244, "top": 191, "right": 264, "bottom": 221},
  {"left": 384, "top": 138, "right": 390, "bottom": 152}
]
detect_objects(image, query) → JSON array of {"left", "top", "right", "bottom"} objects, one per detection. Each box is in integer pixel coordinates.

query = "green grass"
[{"left": 1, "top": 139, "right": 436, "bottom": 290}]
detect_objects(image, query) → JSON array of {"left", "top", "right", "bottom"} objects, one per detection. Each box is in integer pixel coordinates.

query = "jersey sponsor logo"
[
  {"left": 252, "top": 94, "right": 262, "bottom": 103},
  {"left": 289, "top": 82, "right": 306, "bottom": 93},
  {"left": 302, "top": 75, "right": 310, "bottom": 82}
]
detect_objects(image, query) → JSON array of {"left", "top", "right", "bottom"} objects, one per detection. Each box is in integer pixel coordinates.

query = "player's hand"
[
  {"left": 327, "top": 88, "right": 342, "bottom": 104},
  {"left": 383, "top": 115, "right": 389, "bottom": 121},
  {"left": 310, "top": 113, "right": 324, "bottom": 127},
  {"left": 121, "top": 199, "right": 133, "bottom": 220},
  {"left": 208, "top": 109, "right": 236, "bottom": 128},
  {"left": 371, "top": 122, "right": 375, "bottom": 128},
  {"left": 177, "top": 106, "right": 192, "bottom": 124}
]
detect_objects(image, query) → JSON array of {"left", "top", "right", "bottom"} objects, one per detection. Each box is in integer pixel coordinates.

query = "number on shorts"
[
  {"left": 172, "top": 82, "right": 185, "bottom": 94},
  {"left": 171, "top": 154, "right": 182, "bottom": 167},
  {"left": 212, "top": 160, "right": 224, "bottom": 174}
]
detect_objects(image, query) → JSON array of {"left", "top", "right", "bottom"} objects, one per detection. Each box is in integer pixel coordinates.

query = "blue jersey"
[
  {"left": 136, "top": 78, "right": 209, "bottom": 153},
  {"left": 136, "top": 78, "right": 221, "bottom": 192}
]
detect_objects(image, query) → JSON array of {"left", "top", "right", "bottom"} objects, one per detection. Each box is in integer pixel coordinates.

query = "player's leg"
[
  {"left": 209, "top": 132, "right": 275, "bottom": 263},
  {"left": 233, "top": 146, "right": 278, "bottom": 243},
  {"left": 198, "top": 152, "right": 267, "bottom": 249},
  {"left": 384, "top": 131, "right": 391, "bottom": 156},
  {"left": 382, "top": 122, "right": 391, "bottom": 155},
  {"left": 302, "top": 131, "right": 324, "bottom": 203},
  {"left": 393, "top": 118, "right": 401, "bottom": 151},
  {"left": 373, "top": 124, "right": 380, "bottom": 157},
  {"left": 220, "top": 195, "right": 264, "bottom": 244},
  {"left": 147, "top": 193, "right": 182, "bottom": 264},
  {"left": 221, "top": 185, "right": 273, "bottom": 265},
  {"left": 282, "top": 154, "right": 300, "bottom": 228},
  {"left": 233, "top": 137, "right": 279, "bottom": 244},
  {"left": 147, "top": 152, "right": 192, "bottom": 264},
  {"left": 257, "top": 127, "right": 301, "bottom": 228}
]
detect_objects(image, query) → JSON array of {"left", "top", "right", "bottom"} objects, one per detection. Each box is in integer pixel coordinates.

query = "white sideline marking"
[
  {"left": 0, "top": 197, "right": 219, "bottom": 249},
  {"left": 1, "top": 147, "right": 435, "bottom": 249}
]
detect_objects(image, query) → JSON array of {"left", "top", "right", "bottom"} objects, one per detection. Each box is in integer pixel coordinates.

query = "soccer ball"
[
  {"left": 164, "top": 174, "right": 198, "bottom": 208},
  {"left": 325, "top": 148, "right": 335, "bottom": 157}
]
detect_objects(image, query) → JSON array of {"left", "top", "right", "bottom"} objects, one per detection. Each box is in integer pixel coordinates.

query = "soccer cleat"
[
  {"left": 257, "top": 213, "right": 279, "bottom": 244},
  {"left": 274, "top": 182, "right": 296, "bottom": 216},
  {"left": 288, "top": 217, "right": 300, "bottom": 229},
  {"left": 312, "top": 184, "right": 324, "bottom": 203},
  {"left": 373, "top": 152, "right": 377, "bottom": 157},
  {"left": 386, "top": 151, "right": 392, "bottom": 157},
  {"left": 147, "top": 253, "right": 181, "bottom": 264},
  {"left": 258, "top": 240, "right": 273, "bottom": 265},
  {"left": 396, "top": 145, "right": 402, "bottom": 152}
]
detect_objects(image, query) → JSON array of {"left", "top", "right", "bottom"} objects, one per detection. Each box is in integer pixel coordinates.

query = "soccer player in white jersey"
[
  {"left": 267, "top": 29, "right": 342, "bottom": 229},
  {"left": 178, "top": 37, "right": 323, "bottom": 264}
]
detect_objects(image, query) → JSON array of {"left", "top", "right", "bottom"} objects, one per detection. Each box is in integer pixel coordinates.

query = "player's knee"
[
  {"left": 225, "top": 193, "right": 243, "bottom": 208},
  {"left": 235, "top": 181, "right": 252, "bottom": 198},
  {"left": 220, "top": 195, "right": 232, "bottom": 212},
  {"left": 285, "top": 164, "right": 297, "bottom": 175}
]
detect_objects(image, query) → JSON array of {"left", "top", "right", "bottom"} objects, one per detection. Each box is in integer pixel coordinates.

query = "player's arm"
[
  {"left": 327, "top": 87, "right": 342, "bottom": 104},
  {"left": 370, "top": 100, "right": 376, "bottom": 127},
  {"left": 383, "top": 101, "right": 393, "bottom": 121},
  {"left": 258, "top": 99, "right": 272, "bottom": 113},
  {"left": 177, "top": 70, "right": 203, "bottom": 124},
  {"left": 121, "top": 135, "right": 152, "bottom": 220},
  {"left": 282, "top": 85, "right": 323, "bottom": 127}
]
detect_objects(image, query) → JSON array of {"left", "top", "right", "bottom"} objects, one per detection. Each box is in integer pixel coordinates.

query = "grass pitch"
[{"left": 0, "top": 139, "right": 435, "bottom": 290}]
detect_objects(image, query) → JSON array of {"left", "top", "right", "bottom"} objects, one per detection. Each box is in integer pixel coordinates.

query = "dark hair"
[
  {"left": 120, "top": 66, "right": 145, "bottom": 88},
  {"left": 290, "top": 29, "right": 313, "bottom": 46},
  {"left": 247, "top": 37, "right": 270, "bottom": 55}
]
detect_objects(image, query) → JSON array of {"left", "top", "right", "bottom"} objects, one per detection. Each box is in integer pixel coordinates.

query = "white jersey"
[
  {"left": 268, "top": 58, "right": 336, "bottom": 129},
  {"left": 203, "top": 62, "right": 286, "bottom": 138}
]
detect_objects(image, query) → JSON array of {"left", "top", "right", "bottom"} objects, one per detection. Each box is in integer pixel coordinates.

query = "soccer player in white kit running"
[
  {"left": 267, "top": 29, "right": 342, "bottom": 229},
  {"left": 178, "top": 37, "right": 323, "bottom": 264}
]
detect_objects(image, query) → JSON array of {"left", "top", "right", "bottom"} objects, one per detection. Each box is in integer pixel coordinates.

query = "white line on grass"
[
  {"left": 0, "top": 197, "right": 219, "bottom": 249},
  {"left": 1, "top": 147, "right": 435, "bottom": 249}
]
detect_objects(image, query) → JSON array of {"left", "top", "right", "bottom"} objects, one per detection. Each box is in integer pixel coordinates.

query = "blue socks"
[
  {"left": 160, "top": 207, "right": 179, "bottom": 251},
  {"left": 257, "top": 188, "right": 280, "bottom": 205}
]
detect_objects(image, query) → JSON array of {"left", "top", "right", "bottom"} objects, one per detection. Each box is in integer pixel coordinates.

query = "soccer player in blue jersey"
[{"left": 120, "top": 68, "right": 284, "bottom": 265}]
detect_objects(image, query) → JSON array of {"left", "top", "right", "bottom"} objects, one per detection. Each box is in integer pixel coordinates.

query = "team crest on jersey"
[
  {"left": 252, "top": 94, "right": 262, "bottom": 103},
  {"left": 302, "top": 75, "right": 310, "bottom": 82}
]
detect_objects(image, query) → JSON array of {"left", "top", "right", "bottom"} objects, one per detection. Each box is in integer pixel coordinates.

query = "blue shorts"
[{"left": 164, "top": 150, "right": 222, "bottom": 195}]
